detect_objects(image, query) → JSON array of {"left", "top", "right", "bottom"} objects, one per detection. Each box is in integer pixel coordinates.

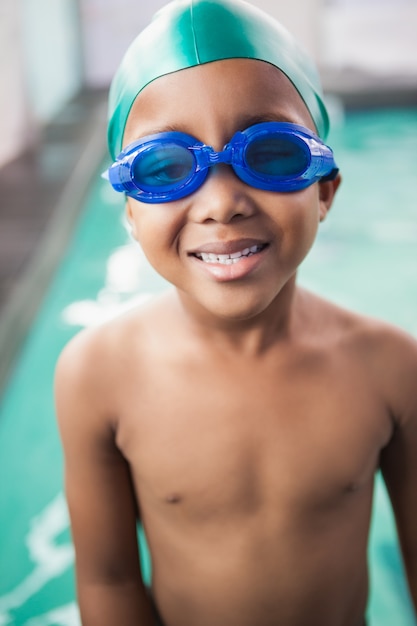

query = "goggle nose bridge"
[{"left": 191, "top": 134, "right": 246, "bottom": 170}]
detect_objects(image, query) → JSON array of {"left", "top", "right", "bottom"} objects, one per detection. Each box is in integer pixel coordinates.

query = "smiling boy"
[{"left": 55, "top": 1, "right": 417, "bottom": 625}]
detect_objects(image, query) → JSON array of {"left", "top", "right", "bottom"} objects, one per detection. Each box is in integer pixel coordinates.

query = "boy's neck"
[{"left": 175, "top": 275, "right": 300, "bottom": 357}]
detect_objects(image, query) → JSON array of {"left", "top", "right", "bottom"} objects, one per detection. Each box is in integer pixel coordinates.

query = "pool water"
[{"left": 0, "top": 108, "right": 416, "bottom": 625}]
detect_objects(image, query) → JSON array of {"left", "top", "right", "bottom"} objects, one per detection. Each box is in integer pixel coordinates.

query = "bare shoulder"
[
  {"left": 304, "top": 287, "right": 417, "bottom": 348},
  {"left": 55, "top": 315, "right": 126, "bottom": 416},
  {"left": 55, "top": 320, "right": 122, "bottom": 442},
  {"left": 55, "top": 290, "right": 176, "bottom": 433},
  {"left": 303, "top": 289, "right": 417, "bottom": 426}
]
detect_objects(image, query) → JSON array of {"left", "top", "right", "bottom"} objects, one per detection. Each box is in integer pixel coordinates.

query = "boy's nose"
[{"left": 189, "top": 165, "right": 257, "bottom": 224}]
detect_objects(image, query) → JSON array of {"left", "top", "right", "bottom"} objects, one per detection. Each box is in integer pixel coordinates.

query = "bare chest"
[{"left": 115, "top": 354, "right": 393, "bottom": 523}]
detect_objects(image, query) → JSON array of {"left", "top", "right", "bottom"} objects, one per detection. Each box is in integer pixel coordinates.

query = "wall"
[
  {"left": 80, "top": 0, "right": 168, "bottom": 88},
  {"left": 253, "top": 0, "right": 321, "bottom": 59},
  {"left": 321, "top": 2, "right": 417, "bottom": 77},
  {"left": 20, "top": 0, "right": 83, "bottom": 123},
  {"left": 0, "top": 0, "right": 83, "bottom": 168},
  {"left": 0, "top": 0, "right": 323, "bottom": 167},
  {"left": 0, "top": 1, "right": 30, "bottom": 167}
]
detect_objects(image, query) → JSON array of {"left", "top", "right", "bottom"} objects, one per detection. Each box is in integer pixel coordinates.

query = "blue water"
[{"left": 0, "top": 107, "right": 416, "bottom": 625}]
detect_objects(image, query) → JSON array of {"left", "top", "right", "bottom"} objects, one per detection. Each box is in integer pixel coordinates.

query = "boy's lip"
[
  {"left": 187, "top": 237, "right": 270, "bottom": 282},
  {"left": 187, "top": 238, "right": 268, "bottom": 257}
]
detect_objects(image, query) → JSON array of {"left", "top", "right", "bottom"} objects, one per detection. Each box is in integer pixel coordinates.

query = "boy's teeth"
[{"left": 197, "top": 245, "right": 263, "bottom": 264}]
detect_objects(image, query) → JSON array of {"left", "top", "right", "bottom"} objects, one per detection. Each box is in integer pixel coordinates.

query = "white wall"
[
  {"left": 0, "top": 0, "right": 323, "bottom": 167},
  {"left": 252, "top": 0, "right": 322, "bottom": 59},
  {"left": 321, "top": 3, "right": 417, "bottom": 77},
  {"left": 0, "top": 0, "right": 83, "bottom": 168},
  {"left": 0, "top": 1, "right": 30, "bottom": 167},
  {"left": 80, "top": 0, "right": 168, "bottom": 88},
  {"left": 20, "top": 0, "right": 83, "bottom": 123}
]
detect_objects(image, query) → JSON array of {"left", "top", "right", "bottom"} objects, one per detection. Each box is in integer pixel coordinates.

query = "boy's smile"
[
  {"left": 124, "top": 58, "right": 339, "bottom": 322},
  {"left": 187, "top": 238, "right": 269, "bottom": 282}
]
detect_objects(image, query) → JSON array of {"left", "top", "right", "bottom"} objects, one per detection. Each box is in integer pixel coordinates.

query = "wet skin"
[{"left": 56, "top": 59, "right": 417, "bottom": 626}]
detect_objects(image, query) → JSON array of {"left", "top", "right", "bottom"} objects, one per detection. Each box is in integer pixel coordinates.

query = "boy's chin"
[{"left": 179, "top": 287, "right": 288, "bottom": 325}]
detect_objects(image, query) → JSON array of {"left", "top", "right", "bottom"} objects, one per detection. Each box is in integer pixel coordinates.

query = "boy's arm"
[
  {"left": 55, "top": 332, "right": 155, "bottom": 626},
  {"left": 379, "top": 329, "right": 417, "bottom": 613}
]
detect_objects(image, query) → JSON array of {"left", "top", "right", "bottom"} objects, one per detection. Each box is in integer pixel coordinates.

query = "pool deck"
[
  {"left": 0, "top": 89, "right": 108, "bottom": 390},
  {"left": 0, "top": 79, "right": 416, "bottom": 392}
]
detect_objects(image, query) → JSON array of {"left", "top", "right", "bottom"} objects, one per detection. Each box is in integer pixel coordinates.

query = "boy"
[{"left": 55, "top": 1, "right": 417, "bottom": 625}]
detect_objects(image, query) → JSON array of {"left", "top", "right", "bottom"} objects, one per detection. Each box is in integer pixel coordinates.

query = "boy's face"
[{"left": 124, "top": 58, "right": 339, "bottom": 321}]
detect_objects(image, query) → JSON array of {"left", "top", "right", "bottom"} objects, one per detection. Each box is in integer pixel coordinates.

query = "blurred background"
[
  {"left": 0, "top": 1, "right": 416, "bottom": 625},
  {"left": 1, "top": 0, "right": 417, "bottom": 168}
]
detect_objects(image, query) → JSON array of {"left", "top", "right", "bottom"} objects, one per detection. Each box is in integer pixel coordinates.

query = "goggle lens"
[
  {"left": 245, "top": 136, "right": 309, "bottom": 178},
  {"left": 133, "top": 144, "right": 195, "bottom": 189}
]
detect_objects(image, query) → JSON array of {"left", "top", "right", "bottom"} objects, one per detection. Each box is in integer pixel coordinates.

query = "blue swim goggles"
[{"left": 103, "top": 122, "right": 338, "bottom": 203}]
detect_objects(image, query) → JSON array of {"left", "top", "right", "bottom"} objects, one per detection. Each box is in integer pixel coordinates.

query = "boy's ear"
[
  {"left": 125, "top": 199, "right": 138, "bottom": 239},
  {"left": 318, "top": 173, "right": 342, "bottom": 222}
]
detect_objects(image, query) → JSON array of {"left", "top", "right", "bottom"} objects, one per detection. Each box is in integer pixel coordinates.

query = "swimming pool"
[{"left": 0, "top": 107, "right": 416, "bottom": 625}]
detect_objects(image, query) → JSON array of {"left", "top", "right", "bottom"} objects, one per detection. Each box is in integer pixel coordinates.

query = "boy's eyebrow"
[
  {"left": 129, "top": 124, "right": 184, "bottom": 139},
  {"left": 236, "top": 113, "right": 295, "bottom": 128},
  {"left": 134, "top": 114, "right": 296, "bottom": 142}
]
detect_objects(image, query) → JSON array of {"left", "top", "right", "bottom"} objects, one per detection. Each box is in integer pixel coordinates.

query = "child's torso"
[{"left": 108, "top": 298, "right": 392, "bottom": 626}]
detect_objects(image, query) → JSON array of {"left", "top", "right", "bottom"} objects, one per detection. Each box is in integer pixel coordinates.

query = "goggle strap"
[{"left": 320, "top": 167, "right": 339, "bottom": 182}]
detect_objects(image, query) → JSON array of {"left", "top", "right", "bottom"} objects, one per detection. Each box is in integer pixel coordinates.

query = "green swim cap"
[{"left": 107, "top": 0, "right": 330, "bottom": 159}]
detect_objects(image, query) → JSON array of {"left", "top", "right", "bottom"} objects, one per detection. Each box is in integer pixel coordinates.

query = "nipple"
[
  {"left": 345, "top": 482, "right": 360, "bottom": 493},
  {"left": 165, "top": 493, "right": 181, "bottom": 504}
]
